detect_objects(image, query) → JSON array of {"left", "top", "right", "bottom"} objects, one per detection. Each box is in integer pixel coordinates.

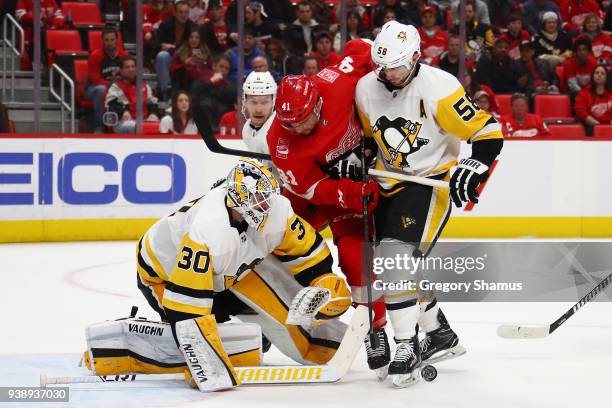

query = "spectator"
[
  {"left": 533, "top": 11, "right": 571, "bottom": 68},
  {"left": 308, "top": 0, "right": 333, "bottom": 29},
  {"left": 245, "top": 1, "right": 277, "bottom": 45},
  {"left": 372, "top": 0, "right": 412, "bottom": 28},
  {"left": 187, "top": 0, "right": 207, "bottom": 25},
  {"left": 333, "top": 9, "right": 370, "bottom": 51},
  {"left": 501, "top": 92, "right": 551, "bottom": 137},
  {"left": 574, "top": 65, "right": 611, "bottom": 133},
  {"left": 227, "top": 28, "right": 263, "bottom": 80},
  {"left": 284, "top": 1, "right": 321, "bottom": 55},
  {"left": 476, "top": 37, "right": 528, "bottom": 93},
  {"left": 310, "top": 31, "right": 341, "bottom": 70},
  {"left": 191, "top": 54, "right": 236, "bottom": 133},
  {"left": 252, "top": 56, "right": 269, "bottom": 72},
  {"left": 559, "top": 0, "right": 601, "bottom": 32},
  {"left": 521, "top": 0, "right": 561, "bottom": 35},
  {"left": 217, "top": 102, "right": 241, "bottom": 137},
  {"left": 331, "top": 0, "right": 370, "bottom": 32},
  {"left": 564, "top": 37, "right": 598, "bottom": 96},
  {"left": 438, "top": 35, "right": 464, "bottom": 77},
  {"left": 155, "top": 0, "right": 198, "bottom": 100},
  {"left": 15, "top": 0, "right": 64, "bottom": 69},
  {"left": 460, "top": 2, "right": 494, "bottom": 61},
  {"left": 497, "top": 15, "right": 532, "bottom": 61},
  {"left": 451, "top": 0, "right": 490, "bottom": 25},
  {"left": 171, "top": 28, "right": 213, "bottom": 91},
  {"left": 580, "top": 13, "right": 612, "bottom": 63},
  {"left": 418, "top": 6, "right": 448, "bottom": 65},
  {"left": 517, "top": 40, "right": 559, "bottom": 95},
  {"left": 464, "top": 68, "right": 498, "bottom": 113},
  {"left": 104, "top": 57, "right": 159, "bottom": 133},
  {"left": 143, "top": 0, "right": 174, "bottom": 40},
  {"left": 200, "top": 0, "right": 229, "bottom": 55},
  {"left": 160, "top": 91, "right": 198, "bottom": 134},
  {"left": 303, "top": 56, "right": 319, "bottom": 75},
  {"left": 259, "top": 0, "right": 295, "bottom": 27},
  {"left": 85, "top": 28, "right": 128, "bottom": 133},
  {"left": 487, "top": 0, "right": 515, "bottom": 28},
  {"left": 473, "top": 90, "right": 500, "bottom": 118},
  {"left": 265, "top": 38, "right": 290, "bottom": 76}
]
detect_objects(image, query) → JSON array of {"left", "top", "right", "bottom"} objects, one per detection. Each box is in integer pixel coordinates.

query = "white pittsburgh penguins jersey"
[
  {"left": 137, "top": 186, "right": 332, "bottom": 316},
  {"left": 242, "top": 113, "right": 275, "bottom": 155},
  {"left": 356, "top": 64, "right": 503, "bottom": 191}
]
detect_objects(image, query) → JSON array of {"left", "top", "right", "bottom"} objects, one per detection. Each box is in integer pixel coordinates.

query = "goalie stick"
[
  {"left": 41, "top": 306, "right": 369, "bottom": 387},
  {"left": 497, "top": 270, "right": 612, "bottom": 339}
]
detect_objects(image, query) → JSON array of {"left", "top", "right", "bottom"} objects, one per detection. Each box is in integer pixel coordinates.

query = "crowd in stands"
[{"left": 0, "top": 0, "right": 610, "bottom": 136}]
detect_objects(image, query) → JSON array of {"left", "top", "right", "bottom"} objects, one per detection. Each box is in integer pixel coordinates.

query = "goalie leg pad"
[
  {"left": 176, "top": 315, "right": 240, "bottom": 392},
  {"left": 84, "top": 317, "right": 262, "bottom": 376}
]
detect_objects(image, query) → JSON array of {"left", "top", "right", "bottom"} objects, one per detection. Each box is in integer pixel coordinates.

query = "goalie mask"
[{"left": 226, "top": 158, "right": 280, "bottom": 231}]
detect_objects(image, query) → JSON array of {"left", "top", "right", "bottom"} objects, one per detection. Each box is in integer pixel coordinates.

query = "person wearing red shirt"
[
  {"left": 15, "top": 0, "right": 64, "bottom": 69},
  {"left": 216, "top": 108, "right": 240, "bottom": 138},
  {"left": 200, "top": 0, "right": 229, "bottom": 54},
  {"left": 143, "top": 0, "right": 175, "bottom": 38},
  {"left": 559, "top": 0, "right": 601, "bottom": 31},
  {"left": 85, "top": 28, "right": 128, "bottom": 133},
  {"left": 417, "top": 6, "right": 448, "bottom": 66},
  {"left": 564, "top": 37, "right": 598, "bottom": 96},
  {"left": 267, "top": 39, "right": 389, "bottom": 375},
  {"left": 580, "top": 13, "right": 612, "bottom": 63},
  {"left": 497, "top": 15, "right": 532, "bottom": 61},
  {"left": 574, "top": 65, "right": 612, "bottom": 134},
  {"left": 310, "top": 31, "right": 342, "bottom": 71},
  {"left": 501, "top": 93, "right": 551, "bottom": 137}
]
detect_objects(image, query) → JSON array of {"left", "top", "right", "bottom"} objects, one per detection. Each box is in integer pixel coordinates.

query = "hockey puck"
[{"left": 421, "top": 365, "right": 437, "bottom": 382}]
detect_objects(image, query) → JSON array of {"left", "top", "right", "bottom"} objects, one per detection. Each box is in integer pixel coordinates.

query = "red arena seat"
[
  {"left": 143, "top": 121, "right": 162, "bottom": 134},
  {"left": 534, "top": 94, "right": 574, "bottom": 122},
  {"left": 593, "top": 125, "right": 612, "bottom": 137},
  {"left": 61, "top": 2, "right": 105, "bottom": 27},
  {"left": 46, "top": 30, "right": 88, "bottom": 66},
  {"left": 548, "top": 124, "right": 586, "bottom": 138},
  {"left": 495, "top": 94, "right": 512, "bottom": 117},
  {"left": 74, "top": 59, "right": 93, "bottom": 109}
]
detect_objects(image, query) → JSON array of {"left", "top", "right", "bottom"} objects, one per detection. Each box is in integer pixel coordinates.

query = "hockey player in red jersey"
[{"left": 266, "top": 39, "right": 391, "bottom": 378}]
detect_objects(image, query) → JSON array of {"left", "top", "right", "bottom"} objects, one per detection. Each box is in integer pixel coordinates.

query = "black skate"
[
  {"left": 388, "top": 335, "right": 422, "bottom": 388},
  {"left": 420, "top": 311, "right": 466, "bottom": 364},
  {"left": 364, "top": 328, "right": 390, "bottom": 380}
]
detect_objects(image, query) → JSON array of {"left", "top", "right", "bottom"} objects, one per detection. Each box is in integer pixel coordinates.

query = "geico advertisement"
[{"left": 0, "top": 138, "right": 239, "bottom": 220}]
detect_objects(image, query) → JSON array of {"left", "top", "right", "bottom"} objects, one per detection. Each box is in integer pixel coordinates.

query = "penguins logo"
[
  {"left": 397, "top": 31, "right": 407, "bottom": 42},
  {"left": 372, "top": 116, "right": 429, "bottom": 170}
]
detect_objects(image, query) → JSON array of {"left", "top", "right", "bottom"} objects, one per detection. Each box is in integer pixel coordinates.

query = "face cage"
[
  {"left": 278, "top": 97, "right": 323, "bottom": 131},
  {"left": 227, "top": 180, "right": 277, "bottom": 215}
]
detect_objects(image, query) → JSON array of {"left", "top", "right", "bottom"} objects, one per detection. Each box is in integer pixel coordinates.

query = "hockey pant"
[{"left": 374, "top": 175, "right": 451, "bottom": 338}]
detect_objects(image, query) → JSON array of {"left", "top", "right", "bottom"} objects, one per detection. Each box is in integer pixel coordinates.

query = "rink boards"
[{"left": 1, "top": 134, "right": 611, "bottom": 242}]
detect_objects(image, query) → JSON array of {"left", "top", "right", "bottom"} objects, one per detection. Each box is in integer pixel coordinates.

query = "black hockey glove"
[
  {"left": 450, "top": 158, "right": 489, "bottom": 208},
  {"left": 328, "top": 160, "right": 363, "bottom": 182}
]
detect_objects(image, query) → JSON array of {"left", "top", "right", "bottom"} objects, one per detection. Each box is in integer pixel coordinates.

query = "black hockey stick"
[
  {"left": 498, "top": 270, "right": 612, "bottom": 339},
  {"left": 193, "top": 104, "right": 271, "bottom": 161},
  {"left": 361, "top": 137, "right": 377, "bottom": 343}
]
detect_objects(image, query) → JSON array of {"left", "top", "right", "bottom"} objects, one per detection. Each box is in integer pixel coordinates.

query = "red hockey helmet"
[{"left": 274, "top": 75, "right": 321, "bottom": 130}]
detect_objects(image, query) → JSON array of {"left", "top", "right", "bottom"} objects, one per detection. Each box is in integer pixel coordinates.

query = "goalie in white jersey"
[
  {"left": 241, "top": 71, "right": 276, "bottom": 156},
  {"left": 123, "top": 158, "right": 352, "bottom": 391},
  {"left": 356, "top": 21, "right": 503, "bottom": 387}
]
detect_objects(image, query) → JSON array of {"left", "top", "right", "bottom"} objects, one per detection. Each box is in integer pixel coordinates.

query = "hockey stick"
[
  {"left": 368, "top": 169, "right": 449, "bottom": 190},
  {"left": 497, "top": 271, "right": 612, "bottom": 339},
  {"left": 361, "top": 140, "right": 376, "bottom": 342},
  {"left": 41, "top": 306, "right": 369, "bottom": 387}
]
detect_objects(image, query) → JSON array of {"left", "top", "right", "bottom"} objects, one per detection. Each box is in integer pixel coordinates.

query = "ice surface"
[{"left": 1, "top": 241, "right": 611, "bottom": 408}]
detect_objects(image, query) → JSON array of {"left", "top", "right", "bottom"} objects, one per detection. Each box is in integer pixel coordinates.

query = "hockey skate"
[
  {"left": 420, "top": 311, "right": 466, "bottom": 365},
  {"left": 388, "top": 335, "right": 425, "bottom": 388},
  {"left": 364, "top": 328, "right": 390, "bottom": 381}
]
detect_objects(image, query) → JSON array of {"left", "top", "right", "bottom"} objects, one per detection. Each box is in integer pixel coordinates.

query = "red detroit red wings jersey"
[{"left": 267, "top": 39, "right": 373, "bottom": 203}]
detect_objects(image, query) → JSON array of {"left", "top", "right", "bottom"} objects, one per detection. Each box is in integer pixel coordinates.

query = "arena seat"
[
  {"left": 143, "top": 121, "right": 161, "bottom": 134},
  {"left": 46, "top": 30, "right": 88, "bottom": 66},
  {"left": 495, "top": 94, "right": 512, "bottom": 117},
  {"left": 593, "top": 125, "right": 612, "bottom": 137},
  {"left": 74, "top": 59, "right": 93, "bottom": 109},
  {"left": 87, "top": 30, "right": 124, "bottom": 51},
  {"left": 62, "top": 2, "right": 105, "bottom": 28},
  {"left": 548, "top": 124, "right": 586, "bottom": 138},
  {"left": 534, "top": 94, "right": 574, "bottom": 122}
]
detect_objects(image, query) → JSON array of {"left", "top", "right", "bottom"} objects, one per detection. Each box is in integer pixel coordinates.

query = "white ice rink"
[{"left": 2, "top": 240, "right": 611, "bottom": 408}]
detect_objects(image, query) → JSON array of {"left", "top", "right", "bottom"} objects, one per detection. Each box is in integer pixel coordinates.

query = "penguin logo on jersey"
[{"left": 372, "top": 116, "right": 429, "bottom": 170}]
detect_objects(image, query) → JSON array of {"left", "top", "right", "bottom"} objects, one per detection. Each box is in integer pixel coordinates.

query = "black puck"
[{"left": 421, "top": 365, "right": 437, "bottom": 382}]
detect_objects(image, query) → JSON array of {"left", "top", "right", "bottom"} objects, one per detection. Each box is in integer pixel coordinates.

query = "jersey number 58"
[{"left": 453, "top": 94, "right": 480, "bottom": 121}]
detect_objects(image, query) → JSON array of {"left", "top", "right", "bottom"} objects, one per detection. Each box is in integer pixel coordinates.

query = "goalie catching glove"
[
  {"left": 450, "top": 158, "right": 489, "bottom": 208},
  {"left": 286, "top": 273, "right": 352, "bottom": 326}
]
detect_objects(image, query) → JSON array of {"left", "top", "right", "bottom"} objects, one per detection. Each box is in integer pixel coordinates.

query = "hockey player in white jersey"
[
  {"left": 241, "top": 71, "right": 277, "bottom": 155},
  {"left": 356, "top": 21, "right": 503, "bottom": 387},
  {"left": 129, "top": 158, "right": 352, "bottom": 391}
]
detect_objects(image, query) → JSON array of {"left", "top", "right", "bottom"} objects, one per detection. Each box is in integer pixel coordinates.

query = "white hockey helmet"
[
  {"left": 242, "top": 71, "right": 277, "bottom": 99},
  {"left": 225, "top": 158, "right": 280, "bottom": 232},
  {"left": 371, "top": 21, "right": 421, "bottom": 76}
]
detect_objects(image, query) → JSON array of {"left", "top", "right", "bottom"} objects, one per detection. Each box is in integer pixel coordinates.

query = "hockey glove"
[
  {"left": 286, "top": 273, "right": 351, "bottom": 326},
  {"left": 328, "top": 159, "right": 363, "bottom": 181},
  {"left": 450, "top": 158, "right": 489, "bottom": 207},
  {"left": 337, "top": 178, "right": 379, "bottom": 212}
]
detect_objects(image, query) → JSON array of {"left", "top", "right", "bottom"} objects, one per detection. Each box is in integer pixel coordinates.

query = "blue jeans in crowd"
[
  {"left": 84, "top": 84, "right": 107, "bottom": 132},
  {"left": 155, "top": 50, "right": 172, "bottom": 94}
]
